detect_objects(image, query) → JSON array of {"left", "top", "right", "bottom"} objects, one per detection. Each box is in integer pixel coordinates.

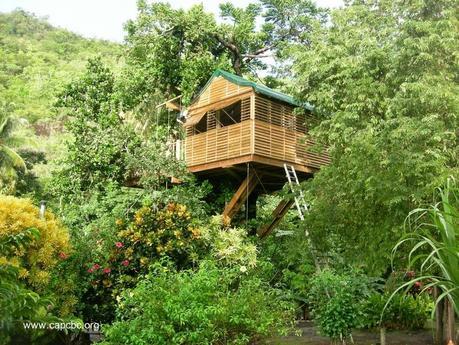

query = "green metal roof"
[{"left": 194, "top": 69, "right": 313, "bottom": 111}]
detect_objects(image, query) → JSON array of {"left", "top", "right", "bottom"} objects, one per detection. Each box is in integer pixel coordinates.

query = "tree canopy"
[{"left": 290, "top": 0, "right": 459, "bottom": 272}]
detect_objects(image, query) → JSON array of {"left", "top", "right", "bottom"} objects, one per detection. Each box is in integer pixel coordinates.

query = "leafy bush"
[
  {"left": 101, "top": 260, "right": 295, "bottom": 345},
  {"left": 361, "top": 292, "right": 431, "bottom": 331},
  {"left": 307, "top": 269, "right": 378, "bottom": 342}
]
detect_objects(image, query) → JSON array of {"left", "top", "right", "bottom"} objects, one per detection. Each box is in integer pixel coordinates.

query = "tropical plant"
[
  {"left": 360, "top": 292, "right": 431, "bottom": 345},
  {"left": 307, "top": 269, "right": 379, "bottom": 344},
  {"left": 101, "top": 260, "right": 295, "bottom": 345},
  {"left": 392, "top": 177, "right": 459, "bottom": 314},
  {"left": 0, "top": 107, "right": 27, "bottom": 192}
]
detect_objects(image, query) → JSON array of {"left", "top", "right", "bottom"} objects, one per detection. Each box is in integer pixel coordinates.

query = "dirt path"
[{"left": 265, "top": 321, "right": 434, "bottom": 345}]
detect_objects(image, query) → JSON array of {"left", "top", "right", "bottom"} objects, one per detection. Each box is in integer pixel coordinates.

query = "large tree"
[
  {"left": 121, "top": 0, "right": 323, "bottom": 107},
  {"left": 291, "top": 0, "right": 459, "bottom": 272}
]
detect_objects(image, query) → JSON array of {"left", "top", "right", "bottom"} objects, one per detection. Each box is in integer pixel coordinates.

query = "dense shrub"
[
  {"left": 361, "top": 292, "right": 431, "bottom": 330},
  {"left": 101, "top": 261, "right": 295, "bottom": 345},
  {"left": 307, "top": 269, "right": 378, "bottom": 342}
]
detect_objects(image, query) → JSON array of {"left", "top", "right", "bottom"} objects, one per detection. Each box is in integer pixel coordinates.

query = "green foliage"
[
  {"left": 307, "top": 269, "right": 378, "bottom": 342},
  {"left": 361, "top": 293, "right": 431, "bottom": 331},
  {"left": 0, "top": 9, "right": 121, "bottom": 123},
  {"left": 0, "top": 107, "right": 27, "bottom": 193},
  {"left": 101, "top": 260, "right": 295, "bottom": 345},
  {"left": 122, "top": 0, "right": 323, "bottom": 106},
  {"left": 53, "top": 58, "right": 141, "bottom": 198},
  {"left": 393, "top": 177, "right": 459, "bottom": 314},
  {"left": 0, "top": 228, "right": 56, "bottom": 344},
  {"left": 290, "top": 0, "right": 459, "bottom": 273}
]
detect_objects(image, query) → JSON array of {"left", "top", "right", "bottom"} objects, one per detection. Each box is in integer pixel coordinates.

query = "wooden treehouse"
[{"left": 179, "top": 70, "right": 329, "bottom": 237}]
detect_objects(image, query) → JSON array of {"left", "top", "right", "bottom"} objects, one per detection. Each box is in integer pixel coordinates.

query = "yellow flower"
[
  {"left": 115, "top": 219, "right": 124, "bottom": 226},
  {"left": 18, "top": 268, "right": 29, "bottom": 279}
]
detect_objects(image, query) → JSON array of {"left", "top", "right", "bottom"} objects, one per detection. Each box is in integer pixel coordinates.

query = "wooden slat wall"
[
  {"left": 185, "top": 120, "right": 252, "bottom": 167},
  {"left": 254, "top": 95, "right": 308, "bottom": 133},
  {"left": 190, "top": 77, "right": 252, "bottom": 111},
  {"left": 253, "top": 120, "right": 330, "bottom": 169}
]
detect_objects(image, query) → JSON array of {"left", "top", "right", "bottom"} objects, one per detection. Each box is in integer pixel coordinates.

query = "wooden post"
[
  {"left": 39, "top": 200, "right": 46, "bottom": 219},
  {"left": 435, "top": 287, "right": 444, "bottom": 345},
  {"left": 380, "top": 327, "right": 386, "bottom": 345},
  {"left": 444, "top": 298, "right": 456, "bottom": 345}
]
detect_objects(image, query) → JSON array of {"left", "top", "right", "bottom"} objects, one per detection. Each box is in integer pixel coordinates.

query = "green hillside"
[{"left": 0, "top": 9, "right": 122, "bottom": 123}]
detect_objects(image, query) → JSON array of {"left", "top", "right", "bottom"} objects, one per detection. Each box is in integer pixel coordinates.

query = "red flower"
[
  {"left": 59, "top": 252, "right": 68, "bottom": 260},
  {"left": 414, "top": 281, "right": 423, "bottom": 288},
  {"left": 115, "top": 242, "right": 124, "bottom": 248},
  {"left": 92, "top": 264, "right": 101, "bottom": 270},
  {"left": 103, "top": 268, "right": 111, "bottom": 274},
  {"left": 121, "top": 260, "right": 129, "bottom": 267},
  {"left": 87, "top": 268, "right": 94, "bottom": 273},
  {"left": 405, "top": 270, "right": 415, "bottom": 279}
]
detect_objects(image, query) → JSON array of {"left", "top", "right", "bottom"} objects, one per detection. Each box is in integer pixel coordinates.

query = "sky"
[{"left": 0, "top": 0, "right": 344, "bottom": 42}]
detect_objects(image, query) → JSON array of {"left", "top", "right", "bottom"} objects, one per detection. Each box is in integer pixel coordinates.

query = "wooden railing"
[
  {"left": 184, "top": 119, "right": 329, "bottom": 169},
  {"left": 185, "top": 120, "right": 252, "bottom": 167}
]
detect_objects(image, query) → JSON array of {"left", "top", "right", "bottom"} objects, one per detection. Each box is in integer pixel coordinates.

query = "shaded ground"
[{"left": 265, "top": 321, "right": 434, "bottom": 345}]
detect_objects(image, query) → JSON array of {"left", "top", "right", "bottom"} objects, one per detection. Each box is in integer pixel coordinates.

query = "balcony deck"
[{"left": 184, "top": 119, "right": 329, "bottom": 175}]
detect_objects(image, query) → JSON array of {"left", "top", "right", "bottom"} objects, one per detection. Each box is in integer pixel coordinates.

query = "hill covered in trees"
[{"left": 0, "top": 9, "right": 122, "bottom": 123}]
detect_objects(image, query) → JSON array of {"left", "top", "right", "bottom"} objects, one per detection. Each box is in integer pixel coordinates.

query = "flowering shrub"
[
  {"left": 116, "top": 202, "right": 204, "bottom": 271},
  {"left": 203, "top": 215, "right": 257, "bottom": 269},
  {"left": 0, "top": 196, "right": 71, "bottom": 288},
  {"left": 78, "top": 203, "right": 260, "bottom": 324},
  {"left": 101, "top": 261, "right": 295, "bottom": 345}
]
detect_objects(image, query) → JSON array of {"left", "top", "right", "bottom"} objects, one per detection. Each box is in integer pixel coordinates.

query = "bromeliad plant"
[{"left": 392, "top": 177, "right": 459, "bottom": 314}]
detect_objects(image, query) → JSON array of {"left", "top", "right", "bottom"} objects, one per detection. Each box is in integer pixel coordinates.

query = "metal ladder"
[{"left": 284, "top": 164, "right": 309, "bottom": 220}]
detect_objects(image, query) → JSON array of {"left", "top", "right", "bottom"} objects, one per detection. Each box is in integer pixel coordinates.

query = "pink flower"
[
  {"left": 115, "top": 242, "right": 124, "bottom": 248},
  {"left": 121, "top": 260, "right": 129, "bottom": 267},
  {"left": 92, "top": 264, "right": 101, "bottom": 270},
  {"left": 59, "top": 252, "right": 68, "bottom": 260},
  {"left": 87, "top": 268, "right": 94, "bottom": 273},
  {"left": 103, "top": 268, "right": 111, "bottom": 274}
]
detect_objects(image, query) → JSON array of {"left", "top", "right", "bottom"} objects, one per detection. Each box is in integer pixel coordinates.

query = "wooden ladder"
[{"left": 284, "top": 164, "right": 309, "bottom": 220}]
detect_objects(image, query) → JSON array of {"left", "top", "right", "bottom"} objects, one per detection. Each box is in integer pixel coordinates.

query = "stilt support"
[
  {"left": 223, "top": 173, "right": 259, "bottom": 220},
  {"left": 257, "top": 199, "right": 294, "bottom": 239}
]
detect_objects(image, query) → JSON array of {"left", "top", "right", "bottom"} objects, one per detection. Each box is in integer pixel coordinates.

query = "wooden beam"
[
  {"left": 252, "top": 154, "right": 316, "bottom": 174},
  {"left": 188, "top": 154, "right": 254, "bottom": 173},
  {"left": 257, "top": 198, "right": 294, "bottom": 239},
  {"left": 223, "top": 173, "right": 259, "bottom": 220}
]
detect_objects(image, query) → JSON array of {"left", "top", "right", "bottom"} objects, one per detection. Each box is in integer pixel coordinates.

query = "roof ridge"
[{"left": 191, "top": 69, "right": 313, "bottom": 111}]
